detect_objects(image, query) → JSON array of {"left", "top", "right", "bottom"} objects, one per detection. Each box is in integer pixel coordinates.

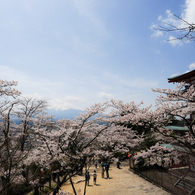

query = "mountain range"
[{"left": 46, "top": 109, "right": 85, "bottom": 120}]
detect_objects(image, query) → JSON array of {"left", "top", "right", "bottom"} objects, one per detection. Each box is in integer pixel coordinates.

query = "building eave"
[{"left": 168, "top": 69, "right": 195, "bottom": 84}]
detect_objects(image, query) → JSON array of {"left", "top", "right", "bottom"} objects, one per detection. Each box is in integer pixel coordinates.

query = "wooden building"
[
  {"left": 168, "top": 69, "right": 195, "bottom": 121},
  {"left": 168, "top": 69, "right": 195, "bottom": 86}
]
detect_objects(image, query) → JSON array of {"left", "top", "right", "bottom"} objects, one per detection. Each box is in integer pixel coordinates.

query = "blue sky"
[{"left": 0, "top": 0, "right": 195, "bottom": 110}]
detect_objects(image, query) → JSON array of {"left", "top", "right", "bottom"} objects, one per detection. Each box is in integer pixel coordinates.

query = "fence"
[{"left": 134, "top": 167, "right": 195, "bottom": 195}]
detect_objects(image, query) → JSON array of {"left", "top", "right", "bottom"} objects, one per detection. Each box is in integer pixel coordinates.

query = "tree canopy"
[{"left": 1, "top": 80, "right": 195, "bottom": 195}]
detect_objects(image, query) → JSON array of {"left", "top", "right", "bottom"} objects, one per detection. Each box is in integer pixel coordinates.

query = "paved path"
[{"left": 61, "top": 161, "right": 170, "bottom": 195}]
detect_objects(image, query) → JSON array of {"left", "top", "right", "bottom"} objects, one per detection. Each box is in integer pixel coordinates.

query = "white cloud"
[
  {"left": 169, "top": 62, "right": 195, "bottom": 77},
  {"left": 48, "top": 96, "right": 85, "bottom": 110},
  {"left": 158, "top": 10, "right": 179, "bottom": 28},
  {"left": 0, "top": 65, "right": 29, "bottom": 81},
  {"left": 151, "top": 10, "right": 178, "bottom": 39},
  {"left": 169, "top": 73, "right": 180, "bottom": 78},
  {"left": 151, "top": 27, "right": 163, "bottom": 37},
  {"left": 64, "top": 96, "right": 85, "bottom": 102},
  {"left": 98, "top": 92, "right": 114, "bottom": 100},
  {"left": 168, "top": 36, "right": 182, "bottom": 47},
  {"left": 22, "top": 93, "right": 45, "bottom": 100},
  {"left": 189, "top": 62, "right": 195, "bottom": 70},
  {"left": 150, "top": 24, "right": 163, "bottom": 37},
  {"left": 103, "top": 72, "right": 158, "bottom": 89},
  {"left": 125, "top": 78, "right": 158, "bottom": 88},
  {"left": 183, "top": 0, "right": 195, "bottom": 23},
  {"left": 0, "top": 65, "right": 85, "bottom": 110},
  {"left": 158, "top": 15, "right": 162, "bottom": 20},
  {"left": 170, "top": 69, "right": 192, "bottom": 78}
]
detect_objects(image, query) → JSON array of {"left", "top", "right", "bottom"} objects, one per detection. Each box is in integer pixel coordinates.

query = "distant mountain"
[{"left": 46, "top": 109, "right": 85, "bottom": 120}]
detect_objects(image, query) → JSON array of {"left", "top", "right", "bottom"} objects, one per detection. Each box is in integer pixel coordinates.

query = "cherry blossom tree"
[
  {"left": 0, "top": 80, "right": 22, "bottom": 195},
  {"left": 133, "top": 83, "right": 195, "bottom": 168},
  {"left": 0, "top": 80, "right": 48, "bottom": 195},
  {"left": 152, "top": 83, "right": 195, "bottom": 145},
  {"left": 134, "top": 143, "right": 175, "bottom": 168},
  {"left": 16, "top": 98, "right": 47, "bottom": 152},
  {"left": 25, "top": 100, "right": 151, "bottom": 195},
  {"left": 4, "top": 79, "right": 192, "bottom": 195},
  {"left": 0, "top": 80, "right": 21, "bottom": 98}
]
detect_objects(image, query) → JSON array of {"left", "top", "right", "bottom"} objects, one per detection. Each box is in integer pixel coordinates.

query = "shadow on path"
[{"left": 94, "top": 184, "right": 101, "bottom": 186}]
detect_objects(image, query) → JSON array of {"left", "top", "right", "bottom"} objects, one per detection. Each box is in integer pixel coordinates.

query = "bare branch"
[{"left": 153, "top": 13, "right": 195, "bottom": 41}]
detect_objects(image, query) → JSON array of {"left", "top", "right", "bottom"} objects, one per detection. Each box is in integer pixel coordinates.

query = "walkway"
[{"left": 60, "top": 161, "right": 170, "bottom": 195}]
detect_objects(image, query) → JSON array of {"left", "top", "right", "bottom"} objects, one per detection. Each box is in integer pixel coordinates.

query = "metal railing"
[{"left": 133, "top": 167, "right": 195, "bottom": 195}]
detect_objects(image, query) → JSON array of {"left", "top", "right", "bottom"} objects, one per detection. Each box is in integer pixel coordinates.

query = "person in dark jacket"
[
  {"left": 105, "top": 164, "right": 110, "bottom": 178},
  {"left": 85, "top": 172, "right": 90, "bottom": 186}
]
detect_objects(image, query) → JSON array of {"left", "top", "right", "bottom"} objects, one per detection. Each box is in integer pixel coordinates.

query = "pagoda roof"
[
  {"left": 163, "top": 126, "right": 189, "bottom": 131},
  {"left": 160, "top": 143, "right": 191, "bottom": 153},
  {"left": 168, "top": 69, "right": 195, "bottom": 84}
]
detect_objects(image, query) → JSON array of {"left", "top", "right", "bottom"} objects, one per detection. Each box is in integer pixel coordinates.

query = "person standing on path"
[
  {"left": 105, "top": 163, "right": 110, "bottom": 179},
  {"left": 85, "top": 172, "right": 90, "bottom": 186},
  {"left": 39, "top": 168, "right": 45, "bottom": 190},
  {"left": 101, "top": 164, "right": 105, "bottom": 178},
  {"left": 92, "top": 170, "right": 98, "bottom": 185},
  {"left": 117, "top": 158, "right": 121, "bottom": 169}
]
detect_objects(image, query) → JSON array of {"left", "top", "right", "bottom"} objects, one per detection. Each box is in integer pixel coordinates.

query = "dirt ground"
[{"left": 60, "top": 161, "right": 170, "bottom": 195}]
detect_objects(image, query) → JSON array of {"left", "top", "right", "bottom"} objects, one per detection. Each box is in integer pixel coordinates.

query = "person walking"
[
  {"left": 117, "top": 158, "right": 121, "bottom": 169},
  {"left": 95, "top": 160, "right": 98, "bottom": 169},
  {"left": 92, "top": 170, "right": 98, "bottom": 185},
  {"left": 171, "top": 158, "right": 174, "bottom": 168},
  {"left": 85, "top": 172, "right": 90, "bottom": 186},
  {"left": 161, "top": 159, "right": 165, "bottom": 168}
]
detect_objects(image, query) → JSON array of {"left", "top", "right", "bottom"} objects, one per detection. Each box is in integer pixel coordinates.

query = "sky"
[{"left": 0, "top": 0, "right": 195, "bottom": 111}]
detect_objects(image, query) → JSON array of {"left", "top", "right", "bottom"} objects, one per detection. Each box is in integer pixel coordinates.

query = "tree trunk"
[{"left": 69, "top": 173, "right": 77, "bottom": 195}]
